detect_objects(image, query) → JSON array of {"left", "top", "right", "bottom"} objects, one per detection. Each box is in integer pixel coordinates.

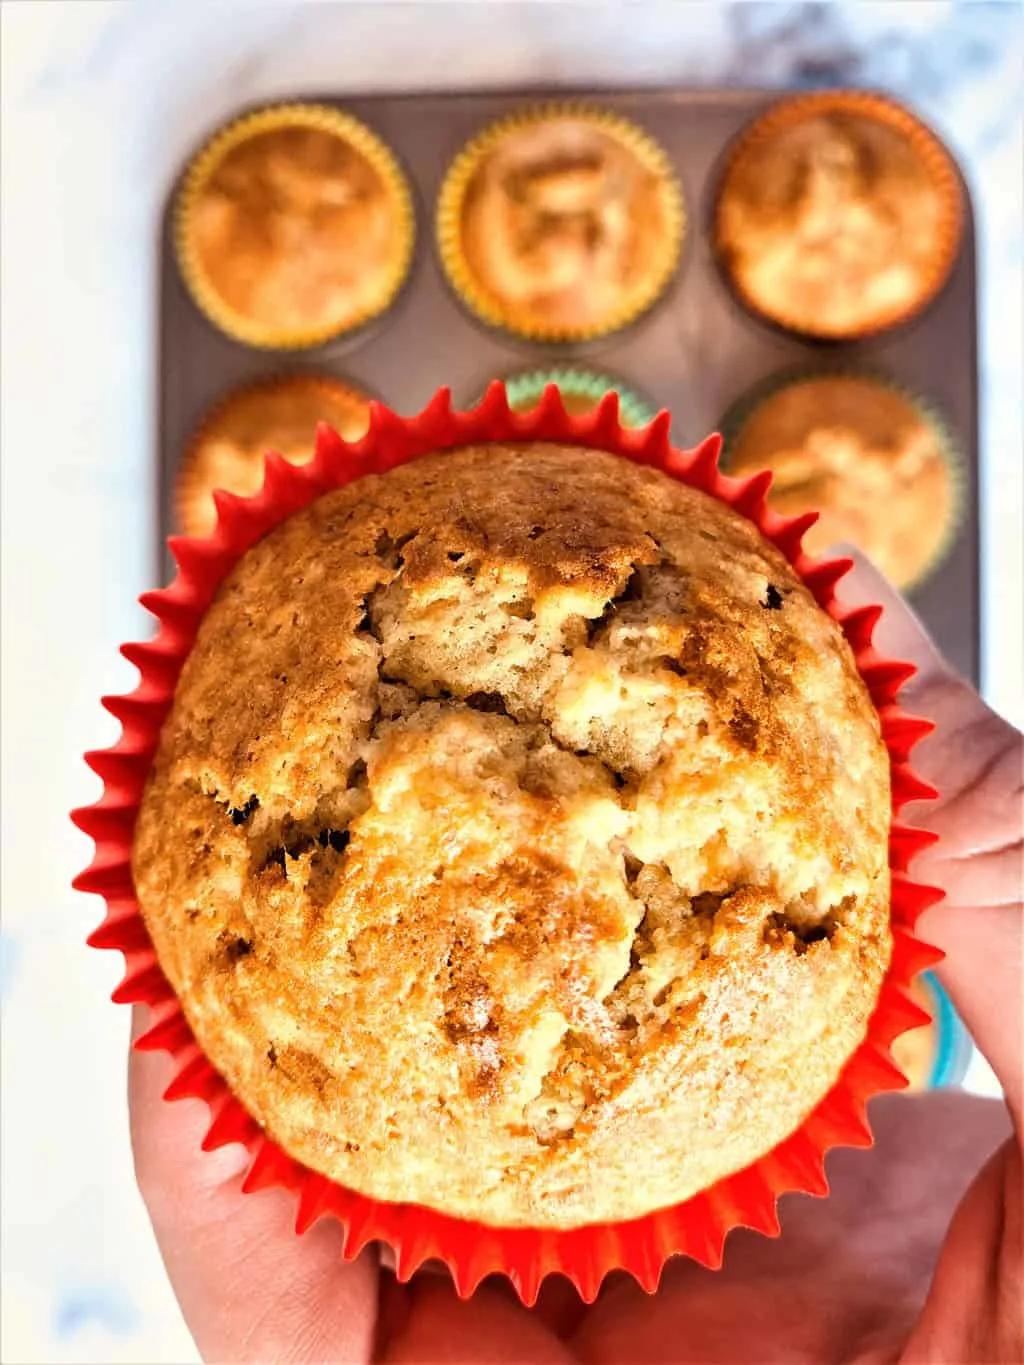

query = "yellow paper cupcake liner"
[
  {"left": 719, "top": 366, "right": 966, "bottom": 594},
  {"left": 436, "top": 104, "right": 686, "bottom": 343},
  {"left": 174, "top": 103, "right": 416, "bottom": 351},
  {"left": 712, "top": 90, "right": 965, "bottom": 341},
  {"left": 176, "top": 372, "right": 374, "bottom": 538}
]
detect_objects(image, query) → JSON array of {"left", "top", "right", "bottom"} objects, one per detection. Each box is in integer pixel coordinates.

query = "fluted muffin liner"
[
  {"left": 711, "top": 90, "right": 965, "bottom": 341},
  {"left": 718, "top": 365, "right": 966, "bottom": 595},
  {"left": 74, "top": 383, "right": 944, "bottom": 1304},
  {"left": 436, "top": 105, "right": 685, "bottom": 343},
  {"left": 175, "top": 371, "right": 374, "bottom": 537},
  {"left": 491, "top": 365, "right": 659, "bottom": 429},
  {"left": 174, "top": 103, "right": 416, "bottom": 350}
]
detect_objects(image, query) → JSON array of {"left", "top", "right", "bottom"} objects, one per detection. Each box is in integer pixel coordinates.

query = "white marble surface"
[{"left": 1, "top": 3, "right": 1021, "bottom": 1362}]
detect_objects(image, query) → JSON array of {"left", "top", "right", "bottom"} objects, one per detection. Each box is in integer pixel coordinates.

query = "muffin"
[
  {"left": 176, "top": 375, "right": 372, "bottom": 538},
  {"left": 175, "top": 105, "right": 415, "bottom": 349},
  {"left": 500, "top": 366, "right": 658, "bottom": 427},
  {"left": 723, "top": 373, "right": 959, "bottom": 591},
  {"left": 437, "top": 109, "right": 684, "bottom": 341},
  {"left": 714, "top": 92, "right": 963, "bottom": 339},
  {"left": 132, "top": 441, "right": 891, "bottom": 1229}
]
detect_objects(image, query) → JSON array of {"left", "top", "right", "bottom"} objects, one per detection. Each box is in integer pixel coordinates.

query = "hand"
[{"left": 129, "top": 550, "right": 1022, "bottom": 1364}]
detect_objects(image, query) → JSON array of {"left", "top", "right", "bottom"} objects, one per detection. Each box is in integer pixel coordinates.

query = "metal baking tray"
[{"left": 158, "top": 87, "right": 979, "bottom": 681}]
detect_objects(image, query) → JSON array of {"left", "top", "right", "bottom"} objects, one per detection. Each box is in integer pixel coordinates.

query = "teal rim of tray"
[{"left": 922, "top": 971, "right": 973, "bottom": 1088}]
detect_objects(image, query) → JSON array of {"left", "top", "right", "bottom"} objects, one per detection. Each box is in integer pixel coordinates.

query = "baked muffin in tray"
[
  {"left": 176, "top": 374, "right": 372, "bottom": 538},
  {"left": 722, "top": 371, "right": 961, "bottom": 592},
  {"left": 713, "top": 91, "right": 963, "bottom": 340},
  {"left": 175, "top": 104, "right": 414, "bottom": 349},
  {"left": 437, "top": 108, "right": 684, "bottom": 343},
  {"left": 498, "top": 365, "right": 658, "bottom": 427}
]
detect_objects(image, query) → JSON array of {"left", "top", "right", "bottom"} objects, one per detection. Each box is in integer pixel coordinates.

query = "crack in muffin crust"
[{"left": 133, "top": 442, "right": 891, "bottom": 1227}]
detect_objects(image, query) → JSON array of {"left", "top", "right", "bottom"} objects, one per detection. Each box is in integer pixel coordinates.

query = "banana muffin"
[
  {"left": 724, "top": 373, "right": 958, "bottom": 591},
  {"left": 437, "top": 110, "right": 684, "bottom": 340},
  {"left": 176, "top": 106, "right": 414, "bottom": 348},
  {"left": 177, "top": 375, "right": 372, "bottom": 537},
  {"left": 133, "top": 442, "right": 891, "bottom": 1228},
  {"left": 713, "top": 93, "right": 962, "bottom": 339}
]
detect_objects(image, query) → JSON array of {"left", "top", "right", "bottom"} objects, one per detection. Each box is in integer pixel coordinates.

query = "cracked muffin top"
[{"left": 132, "top": 442, "right": 891, "bottom": 1228}]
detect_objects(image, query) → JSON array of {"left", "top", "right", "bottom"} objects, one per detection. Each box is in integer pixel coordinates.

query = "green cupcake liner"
[{"left": 495, "top": 366, "right": 661, "bottom": 429}]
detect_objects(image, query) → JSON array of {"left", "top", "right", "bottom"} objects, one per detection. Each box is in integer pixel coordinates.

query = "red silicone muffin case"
[{"left": 73, "top": 383, "right": 944, "bottom": 1304}]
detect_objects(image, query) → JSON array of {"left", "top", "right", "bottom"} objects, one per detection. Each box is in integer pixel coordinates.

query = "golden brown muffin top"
[
  {"left": 715, "top": 106, "right": 960, "bottom": 337},
  {"left": 457, "top": 118, "right": 678, "bottom": 334},
  {"left": 177, "top": 377, "right": 372, "bottom": 537},
  {"left": 184, "top": 125, "right": 404, "bottom": 337},
  {"left": 134, "top": 443, "right": 890, "bottom": 1228},
  {"left": 728, "top": 376, "right": 954, "bottom": 590}
]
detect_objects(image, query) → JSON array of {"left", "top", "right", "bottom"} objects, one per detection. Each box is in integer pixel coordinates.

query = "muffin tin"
[{"left": 158, "top": 87, "right": 979, "bottom": 682}]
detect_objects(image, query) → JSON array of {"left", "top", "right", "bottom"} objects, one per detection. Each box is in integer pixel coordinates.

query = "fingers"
[
  {"left": 129, "top": 1005, "right": 379, "bottom": 1364},
  {"left": 378, "top": 1278, "right": 575, "bottom": 1365},
  {"left": 837, "top": 550, "right": 1021, "bottom": 861},
  {"left": 902, "top": 1139, "right": 1024, "bottom": 1365},
  {"left": 834, "top": 549, "right": 1024, "bottom": 1126}
]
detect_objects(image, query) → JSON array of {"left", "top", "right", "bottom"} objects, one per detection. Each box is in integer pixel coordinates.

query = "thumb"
[
  {"left": 128, "top": 1005, "right": 380, "bottom": 1363},
  {"left": 834, "top": 548, "right": 1023, "bottom": 1125}
]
